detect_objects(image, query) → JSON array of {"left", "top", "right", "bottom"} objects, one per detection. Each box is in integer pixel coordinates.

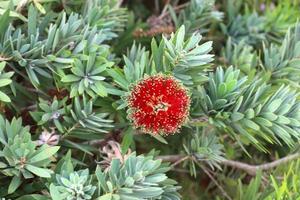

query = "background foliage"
[{"left": 1, "top": 0, "right": 300, "bottom": 199}]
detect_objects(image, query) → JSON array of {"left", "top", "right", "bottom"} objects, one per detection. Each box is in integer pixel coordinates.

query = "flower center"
[
  {"left": 146, "top": 95, "right": 171, "bottom": 113},
  {"left": 19, "top": 157, "right": 26, "bottom": 168},
  {"left": 153, "top": 102, "right": 170, "bottom": 113}
]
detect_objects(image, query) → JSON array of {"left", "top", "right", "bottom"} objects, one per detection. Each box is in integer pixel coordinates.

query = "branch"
[
  {"left": 158, "top": 2, "right": 189, "bottom": 19},
  {"left": 198, "top": 163, "right": 232, "bottom": 200},
  {"left": 170, "top": 155, "right": 189, "bottom": 168},
  {"left": 158, "top": 155, "right": 184, "bottom": 163},
  {"left": 188, "top": 116, "right": 209, "bottom": 125},
  {"left": 159, "top": 155, "right": 232, "bottom": 199},
  {"left": 16, "top": 0, "right": 28, "bottom": 12},
  {"left": 158, "top": 152, "right": 300, "bottom": 175},
  {"left": 222, "top": 152, "right": 300, "bottom": 175}
]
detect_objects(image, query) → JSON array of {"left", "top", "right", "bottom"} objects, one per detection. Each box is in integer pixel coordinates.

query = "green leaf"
[
  {"left": 33, "top": 1, "right": 46, "bottom": 14},
  {"left": 107, "top": 68, "right": 129, "bottom": 90},
  {"left": 152, "top": 134, "right": 168, "bottom": 144},
  {"left": 266, "top": 99, "right": 282, "bottom": 112},
  {"left": 0, "top": 90, "right": 10, "bottom": 102},
  {"left": 62, "top": 140, "right": 94, "bottom": 156},
  {"left": 0, "top": 8, "right": 27, "bottom": 21},
  {"left": 0, "top": 61, "right": 6, "bottom": 71},
  {"left": 254, "top": 117, "right": 273, "bottom": 127},
  {"left": 61, "top": 75, "right": 81, "bottom": 82},
  {"left": 0, "top": 78, "right": 12, "bottom": 87},
  {"left": 26, "top": 68, "right": 40, "bottom": 86},
  {"left": 28, "top": 5, "right": 37, "bottom": 36},
  {"left": 175, "top": 26, "right": 185, "bottom": 49},
  {"left": 231, "top": 112, "right": 244, "bottom": 122},
  {"left": 16, "top": 194, "right": 50, "bottom": 200},
  {"left": 50, "top": 184, "right": 63, "bottom": 200},
  {"left": 0, "top": 10, "right": 10, "bottom": 38},
  {"left": 218, "top": 83, "right": 227, "bottom": 96},
  {"left": 97, "top": 193, "right": 113, "bottom": 200},
  {"left": 245, "top": 109, "right": 255, "bottom": 119},
  {"left": 167, "top": 5, "right": 178, "bottom": 27},
  {"left": 241, "top": 119, "right": 260, "bottom": 131},
  {"left": 25, "top": 165, "right": 53, "bottom": 178},
  {"left": 29, "top": 146, "right": 60, "bottom": 164},
  {"left": 94, "top": 82, "right": 107, "bottom": 97},
  {"left": 121, "top": 127, "right": 134, "bottom": 154},
  {"left": 8, "top": 175, "right": 22, "bottom": 194},
  {"left": 261, "top": 112, "right": 278, "bottom": 121},
  {"left": 0, "top": 161, "right": 7, "bottom": 168}
]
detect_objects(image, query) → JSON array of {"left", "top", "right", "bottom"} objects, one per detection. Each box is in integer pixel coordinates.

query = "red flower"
[{"left": 127, "top": 74, "right": 190, "bottom": 135}]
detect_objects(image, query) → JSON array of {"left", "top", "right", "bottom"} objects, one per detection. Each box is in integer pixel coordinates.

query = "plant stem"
[
  {"left": 61, "top": 123, "right": 79, "bottom": 140},
  {"left": 159, "top": 2, "right": 189, "bottom": 19},
  {"left": 222, "top": 152, "right": 300, "bottom": 175},
  {"left": 197, "top": 162, "right": 232, "bottom": 200},
  {"left": 170, "top": 155, "right": 190, "bottom": 168},
  {"left": 158, "top": 152, "right": 300, "bottom": 175}
]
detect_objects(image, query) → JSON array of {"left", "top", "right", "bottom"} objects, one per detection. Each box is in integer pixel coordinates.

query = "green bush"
[{"left": 1, "top": 0, "right": 300, "bottom": 199}]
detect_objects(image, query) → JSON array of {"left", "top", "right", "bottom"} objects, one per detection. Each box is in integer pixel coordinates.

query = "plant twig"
[
  {"left": 222, "top": 152, "right": 300, "bottom": 175},
  {"left": 160, "top": 0, "right": 170, "bottom": 17},
  {"left": 170, "top": 155, "right": 190, "bottom": 168},
  {"left": 158, "top": 152, "right": 300, "bottom": 175},
  {"left": 21, "top": 104, "right": 37, "bottom": 112},
  {"left": 197, "top": 163, "right": 232, "bottom": 200},
  {"left": 159, "top": 155, "right": 231, "bottom": 199},
  {"left": 16, "top": 0, "right": 28, "bottom": 12},
  {"left": 117, "top": 0, "right": 124, "bottom": 7},
  {"left": 154, "top": 0, "right": 160, "bottom": 14},
  {"left": 159, "top": 2, "right": 189, "bottom": 19},
  {"left": 61, "top": 123, "right": 79, "bottom": 139},
  {"left": 158, "top": 155, "right": 184, "bottom": 162}
]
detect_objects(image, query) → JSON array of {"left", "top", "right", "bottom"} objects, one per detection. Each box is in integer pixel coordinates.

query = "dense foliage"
[{"left": 1, "top": 0, "right": 300, "bottom": 199}]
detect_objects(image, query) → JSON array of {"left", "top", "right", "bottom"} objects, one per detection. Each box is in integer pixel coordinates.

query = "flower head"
[
  {"left": 36, "top": 128, "right": 60, "bottom": 146},
  {"left": 127, "top": 74, "right": 190, "bottom": 135},
  {"left": 98, "top": 141, "right": 131, "bottom": 172}
]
